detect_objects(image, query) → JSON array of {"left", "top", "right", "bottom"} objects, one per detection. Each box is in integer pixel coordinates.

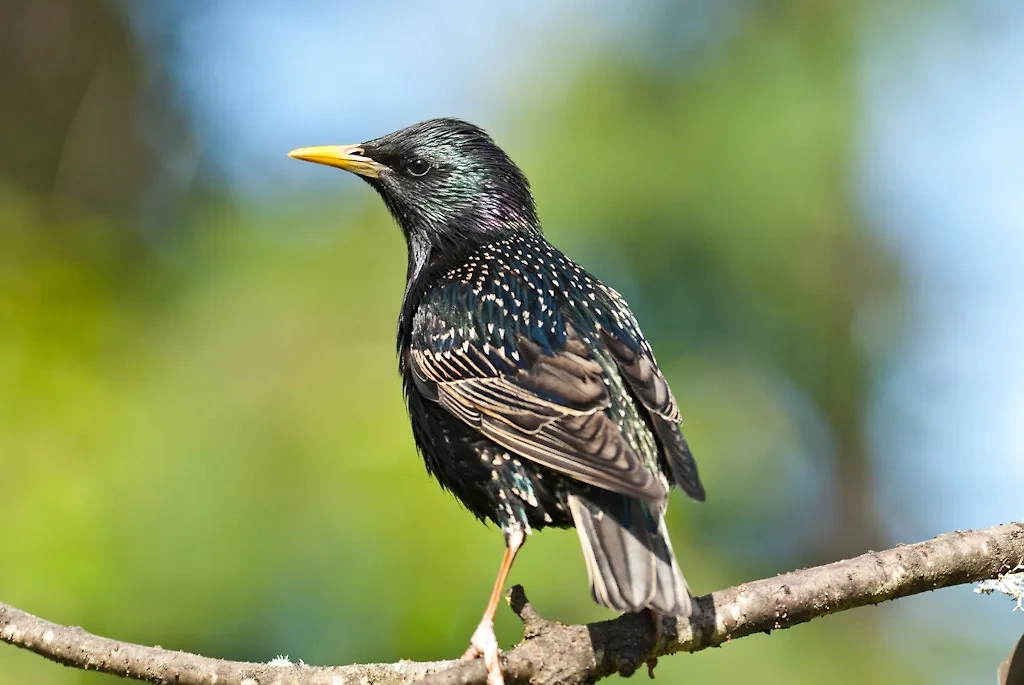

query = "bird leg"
[
  {"left": 461, "top": 528, "right": 525, "bottom": 685},
  {"left": 645, "top": 609, "right": 663, "bottom": 678},
  {"left": 648, "top": 607, "right": 664, "bottom": 647}
]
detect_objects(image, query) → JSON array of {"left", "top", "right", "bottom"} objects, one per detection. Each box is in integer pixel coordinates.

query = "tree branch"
[{"left": 3, "top": 522, "right": 1022, "bottom": 685}]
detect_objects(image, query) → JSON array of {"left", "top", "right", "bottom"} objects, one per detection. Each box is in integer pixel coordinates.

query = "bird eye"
[{"left": 406, "top": 158, "right": 431, "bottom": 177}]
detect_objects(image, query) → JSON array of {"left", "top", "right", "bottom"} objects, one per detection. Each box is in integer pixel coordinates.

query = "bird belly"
[
  {"left": 408, "top": 390, "right": 574, "bottom": 533},
  {"left": 470, "top": 441, "right": 576, "bottom": 535}
]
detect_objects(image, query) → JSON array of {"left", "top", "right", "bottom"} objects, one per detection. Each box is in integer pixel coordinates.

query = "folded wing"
[{"left": 410, "top": 319, "right": 666, "bottom": 503}]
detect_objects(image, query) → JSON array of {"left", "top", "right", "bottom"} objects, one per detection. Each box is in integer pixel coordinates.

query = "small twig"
[{"left": 3, "top": 522, "right": 1023, "bottom": 685}]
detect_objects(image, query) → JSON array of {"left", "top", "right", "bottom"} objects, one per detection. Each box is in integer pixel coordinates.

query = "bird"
[{"left": 288, "top": 118, "right": 704, "bottom": 685}]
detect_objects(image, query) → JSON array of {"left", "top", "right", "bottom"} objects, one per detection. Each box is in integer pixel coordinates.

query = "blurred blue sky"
[
  {"left": 856, "top": 3, "right": 1024, "bottom": 680},
  {"left": 125, "top": 1, "right": 744, "bottom": 195},
  {"left": 858, "top": 0, "right": 1023, "bottom": 539},
  {"left": 127, "top": 1, "right": 590, "bottom": 194}
]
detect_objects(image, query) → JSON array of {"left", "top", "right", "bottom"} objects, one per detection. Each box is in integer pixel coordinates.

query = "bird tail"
[{"left": 567, "top": 491, "right": 692, "bottom": 616}]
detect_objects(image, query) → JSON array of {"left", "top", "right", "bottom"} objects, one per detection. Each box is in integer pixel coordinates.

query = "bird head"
[{"left": 289, "top": 118, "right": 538, "bottom": 254}]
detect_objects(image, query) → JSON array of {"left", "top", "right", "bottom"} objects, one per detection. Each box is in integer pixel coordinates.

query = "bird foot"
[{"left": 460, "top": 620, "right": 504, "bottom": 685}]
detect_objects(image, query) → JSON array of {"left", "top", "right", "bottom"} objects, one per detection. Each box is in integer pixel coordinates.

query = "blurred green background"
[{"left": 2, "top": 1, "right": 1021, "bottom": 684}]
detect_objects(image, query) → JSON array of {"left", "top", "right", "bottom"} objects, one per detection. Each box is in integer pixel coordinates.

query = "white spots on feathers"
[{"left": 415, "top": 231, "right": 670, "bottom": 484}]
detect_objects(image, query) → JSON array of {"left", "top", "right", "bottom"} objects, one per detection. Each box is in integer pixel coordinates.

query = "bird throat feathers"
[{"left": 370, "top": 172, "right": 540, "bottom": 255}]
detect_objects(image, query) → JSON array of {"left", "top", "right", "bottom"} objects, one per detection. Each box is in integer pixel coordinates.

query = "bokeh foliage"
[{"left": 0, "top": 2, "right": 989, "bottom": 684}]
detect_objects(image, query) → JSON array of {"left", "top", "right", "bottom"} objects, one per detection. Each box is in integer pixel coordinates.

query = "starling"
[{"left": 289, "top": 119, "right": 704, "bottom": 685}]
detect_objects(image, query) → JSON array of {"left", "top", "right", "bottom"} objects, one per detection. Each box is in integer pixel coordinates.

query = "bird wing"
[
  {"left": 409, "top": 285, "right": 666, "bottom": 502},
  {"left": 595, "top": 288, "right": 705, "bottom": 501}
]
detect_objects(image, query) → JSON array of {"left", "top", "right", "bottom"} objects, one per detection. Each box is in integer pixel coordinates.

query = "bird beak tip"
[{"left": 287, "top": 146, "right": 328, "bottom": 162}]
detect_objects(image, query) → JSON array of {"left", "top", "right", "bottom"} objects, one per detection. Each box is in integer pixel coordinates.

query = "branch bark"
[{"left": 3, "top": 522, "right": 1022, "bottom": 685}]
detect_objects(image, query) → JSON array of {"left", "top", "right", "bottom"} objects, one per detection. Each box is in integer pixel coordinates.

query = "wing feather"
[
  {"left": 599, "top": 329, "right": 705, "bottom": 501},
  {"left": 411, "top": 320, "right": 666, "bottom": 502}
]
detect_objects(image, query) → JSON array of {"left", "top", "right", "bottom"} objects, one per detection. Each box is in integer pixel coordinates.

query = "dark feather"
[
  {"left": 398, "top": 230, "right": 702, "bottom": 615},
  {"left": 600, "top": 329, "right": 705, "bottom": 501},
  {"left": 411, "top": 323, "right": 667, "bottom": 502},
  {"left": 647, "top": 515, "right": 694, "bottom": 615},
  {"left": 568, "top": 490, "right": 691, "bottom": 616}
]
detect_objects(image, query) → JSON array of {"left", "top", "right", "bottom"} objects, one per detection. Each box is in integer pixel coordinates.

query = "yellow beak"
[{"left": 287, "top": 144, "right": 387, "bottom": 178}]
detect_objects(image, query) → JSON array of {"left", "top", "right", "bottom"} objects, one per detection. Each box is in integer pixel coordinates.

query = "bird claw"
[{"left": 461, "top": 620, "right": 504, "bottom": 685}]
